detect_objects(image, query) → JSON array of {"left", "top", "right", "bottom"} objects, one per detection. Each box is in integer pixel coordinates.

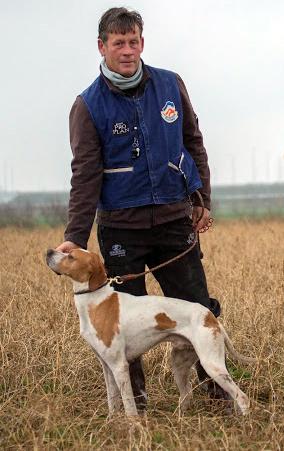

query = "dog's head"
[{"left": 46, "top": 249, "right": 107, "bottom": 290}]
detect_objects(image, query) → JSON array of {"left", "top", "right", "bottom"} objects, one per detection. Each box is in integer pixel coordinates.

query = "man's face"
[{"left": 98, "top": 25, "right": 144, "bottom": 77}]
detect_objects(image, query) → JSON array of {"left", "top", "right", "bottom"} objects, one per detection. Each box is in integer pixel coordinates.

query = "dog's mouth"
[
  {"left": 46, "top": 251, "right": 63, "bottom": 276},
  {"left": 46, "top": 259, "right": 62, "bottom": 276},
  {"left": 53, "top": 269, "right": 62, "bottom": 276}
]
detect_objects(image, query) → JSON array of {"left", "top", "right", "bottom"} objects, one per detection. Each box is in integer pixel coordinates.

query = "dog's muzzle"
[{"left": 46, "top": 249, "right": 62, "bottom": 275}]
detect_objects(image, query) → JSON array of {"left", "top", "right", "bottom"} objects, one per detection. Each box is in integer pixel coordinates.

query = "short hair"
[{"left": 98, "top": 7, "right": 144, "bottom": 43}]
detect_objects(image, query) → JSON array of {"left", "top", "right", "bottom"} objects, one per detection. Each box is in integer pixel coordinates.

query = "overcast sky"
[{"left": 1, "top": 0, "right": 284, "bottom": 191}]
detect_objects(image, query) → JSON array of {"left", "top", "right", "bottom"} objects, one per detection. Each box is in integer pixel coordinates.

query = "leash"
[
  {"left": 109, "top": 190, "right": 213, "bottom": 285},
  {"left": 108, "top": 234, "right": 198, "bottom": 285}
]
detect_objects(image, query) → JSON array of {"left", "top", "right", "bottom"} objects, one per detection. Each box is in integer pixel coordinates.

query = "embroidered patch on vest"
[
  {"left": 161, "top": 101, "right": 178, "bottom": 123},
  {"left": 109, "top": 244, "right": 126, "bottom": 257},
  {"left": 112, "top": 122, "right": 130, "bottom": 135}
]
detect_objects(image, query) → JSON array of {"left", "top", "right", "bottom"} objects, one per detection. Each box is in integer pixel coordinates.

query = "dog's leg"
[
  {"left": 199, "top": 361, "right": 249, "bottom": 415},
  {"left": 191, "top": 331, "right": 250, "bottom": 415},
  {"left": 180, "top": 325, "right": 250, "bottom": 414},
  {"left": 100, "top": 359, "right": 122, "bottom": 416},
  {"left": 171, "top": 344, "right": 198, "bottom": 413},
  {"left": 109, "top": 359, "right": 138, "bottom": 417}
]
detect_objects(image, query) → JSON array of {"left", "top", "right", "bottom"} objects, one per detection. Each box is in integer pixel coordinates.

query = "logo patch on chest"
[
  {"left": 112, "top": 122, "right": 130, "bottom": 135},
  {"left": 161, "top": 101, "right": 179, "bottom": 123}
]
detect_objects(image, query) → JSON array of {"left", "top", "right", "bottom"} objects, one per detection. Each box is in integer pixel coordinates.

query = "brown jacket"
[{"left": 65, "top": 67, "right": 211, "bottom": 248}]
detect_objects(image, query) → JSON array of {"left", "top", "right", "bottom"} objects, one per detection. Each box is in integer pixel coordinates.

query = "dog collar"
[{"left": 74, "top": 280, "right": 109, "bottom": 295}]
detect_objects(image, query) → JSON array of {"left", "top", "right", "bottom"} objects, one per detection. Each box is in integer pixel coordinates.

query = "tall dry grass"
[{"left": 0, "top": 220, "right": 284, "bottom": 450}]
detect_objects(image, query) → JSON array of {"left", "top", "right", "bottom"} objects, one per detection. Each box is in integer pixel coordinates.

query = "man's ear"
[
  {"left": 141, "top": 36, "right": 144, "bottom": 52},
  {"left": 98, "top": 38, "right": 106, "bottom": 56}
]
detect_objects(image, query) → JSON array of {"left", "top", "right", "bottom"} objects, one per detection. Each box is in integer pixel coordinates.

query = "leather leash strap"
[
  {"left": 110, "top": 233, "right": 198, "bottom": 284},
  {"left": 109, "top": 190, "right": 207, "bottom": 285}
]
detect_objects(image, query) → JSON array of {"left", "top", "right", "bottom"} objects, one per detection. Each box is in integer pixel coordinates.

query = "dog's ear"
[{"left": 89, "top": 253, "right": 107, "bottom": 290}]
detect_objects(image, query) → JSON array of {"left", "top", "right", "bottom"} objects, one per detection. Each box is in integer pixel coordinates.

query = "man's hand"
[
  {"left": 55, "top": 241, "right": 80, "bottom": 253},
  {"left": 192, "top": 206, "right": 211, "bottom": 232}
]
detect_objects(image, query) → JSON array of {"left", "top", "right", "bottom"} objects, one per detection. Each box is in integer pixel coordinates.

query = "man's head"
[{"left": 98, "top": 7, "right": 144, "bottom": 77}]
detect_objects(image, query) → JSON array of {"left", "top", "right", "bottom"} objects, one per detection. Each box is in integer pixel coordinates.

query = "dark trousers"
[{"left": 97, "top": 217, "right": 221, "bottom": 408}]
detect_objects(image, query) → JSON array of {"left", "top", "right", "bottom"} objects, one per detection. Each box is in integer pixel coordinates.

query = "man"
[{"left": 57, "top": 7, "right": 227, "bottom": 411}]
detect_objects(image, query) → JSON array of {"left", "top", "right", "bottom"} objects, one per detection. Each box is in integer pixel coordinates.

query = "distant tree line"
[
  {"left": 0, "top": 203, "right": 67, "bottom": 227},
  {"left": 0, "top": 184, "right": 283, "bottom": 227}
]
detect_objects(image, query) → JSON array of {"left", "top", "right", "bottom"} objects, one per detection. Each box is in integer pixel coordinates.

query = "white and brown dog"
[{"left": 46, "top": 248, "right": 255, "bottom": 417}]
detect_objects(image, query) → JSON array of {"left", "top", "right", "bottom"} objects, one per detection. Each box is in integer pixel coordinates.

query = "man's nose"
[{"left": 122, "top": 43, "right": 134, "bottom": 54}]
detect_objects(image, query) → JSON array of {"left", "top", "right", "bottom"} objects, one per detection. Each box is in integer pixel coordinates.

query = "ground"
[{"left": 1, "top": 220, "right": 284, "bottom": 450}]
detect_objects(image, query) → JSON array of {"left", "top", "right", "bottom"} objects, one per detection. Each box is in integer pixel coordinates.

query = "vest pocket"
[
  {"left": 166, "top": 157, "right": 186, "bottom": 196},
  {"left": 168, "top": 161, "right": 179, "bottom": 172}
]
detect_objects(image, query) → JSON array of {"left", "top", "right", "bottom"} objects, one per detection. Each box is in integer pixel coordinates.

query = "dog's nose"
[{"left": 46, "top": 249, "right": 54, "bottom": 258}]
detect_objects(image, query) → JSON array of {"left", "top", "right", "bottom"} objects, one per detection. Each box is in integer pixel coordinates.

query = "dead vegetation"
[{"left": 1, "top": 220, "right": 284, "bottom": 450}]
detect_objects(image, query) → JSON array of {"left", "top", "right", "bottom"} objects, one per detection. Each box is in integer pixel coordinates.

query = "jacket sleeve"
[
  {"left": 176, "top": 74, "right": 211, "bottom": 210},
  {"left": 64, "top": 96, "right": 104, "bottom": 248}
]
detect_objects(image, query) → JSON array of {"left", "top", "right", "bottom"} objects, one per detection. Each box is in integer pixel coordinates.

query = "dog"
[{"left": 46, "top": 248, "right": 255, "bottom": 417}]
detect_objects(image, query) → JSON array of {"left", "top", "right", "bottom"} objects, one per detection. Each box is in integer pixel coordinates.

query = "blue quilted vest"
[{"left": 80, "top": 65, "right": 202, "bottom": 210}]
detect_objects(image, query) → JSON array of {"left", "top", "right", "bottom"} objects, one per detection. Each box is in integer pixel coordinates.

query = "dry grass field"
[{"left": 1, "top": 220, "right": 284, "bottom": 450}]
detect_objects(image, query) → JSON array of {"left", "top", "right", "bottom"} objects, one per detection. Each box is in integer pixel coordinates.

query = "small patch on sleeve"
[
  {"left": 203, "top": 311, "right": 221, "bottom": 338},
  {"left": 155, "top": 312, "right": 177, "bottom": 330}
]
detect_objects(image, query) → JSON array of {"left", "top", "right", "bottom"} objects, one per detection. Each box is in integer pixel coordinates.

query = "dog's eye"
[{"left": 68, "top": 254, "right": 75, "bottom": 260}]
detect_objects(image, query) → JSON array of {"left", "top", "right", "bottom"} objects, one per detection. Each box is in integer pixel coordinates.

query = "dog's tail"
[{"left": 220, "top": 324, "right": 257, "bottom": 364}]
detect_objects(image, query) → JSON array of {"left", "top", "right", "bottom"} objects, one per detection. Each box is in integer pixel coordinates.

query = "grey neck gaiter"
[{"left": 100, "top": 58, "right": 143, "bottom": 90}]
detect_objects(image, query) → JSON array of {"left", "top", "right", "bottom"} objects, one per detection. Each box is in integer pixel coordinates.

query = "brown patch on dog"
[
  {"left": 204, "top": 311, "right": 221, "bottom": 338},
  {"left": 88, "top": 293, "right": 120, "bottom": 347},
  {"left": 155, "top": 312, "right": 177, "bottom": 330}
]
